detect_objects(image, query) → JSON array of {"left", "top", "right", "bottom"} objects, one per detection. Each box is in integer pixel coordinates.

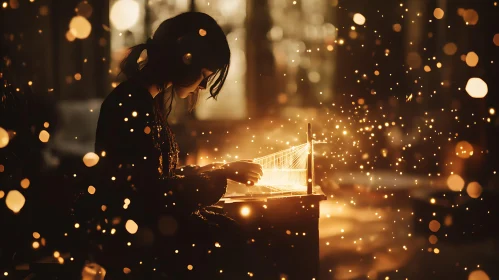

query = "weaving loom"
[{"left": 224, "top": 123, "right": 318, "bottom": 198}]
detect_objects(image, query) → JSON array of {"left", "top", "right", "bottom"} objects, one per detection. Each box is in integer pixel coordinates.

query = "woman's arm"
[{"left": 152, "top": 168, "right": 228, "bottom": 214}]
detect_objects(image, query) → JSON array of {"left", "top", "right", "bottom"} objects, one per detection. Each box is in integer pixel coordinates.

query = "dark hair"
[{"left": 119, "top": 12, "right": 230, "bottom": 122}]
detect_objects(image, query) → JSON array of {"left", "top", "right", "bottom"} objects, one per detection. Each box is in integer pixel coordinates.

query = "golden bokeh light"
[
  {"left": 199, "top": 28, "right": 207, "bottom": 36},
  {"left": 66, "top": 30, "right": 76, "bottom": 42},
  {"left": 20, "top": 178, "right": 30, "bottom": 189},
  {"left": 406, "top": 52, "right": 422, "bottom": 68},
  {"left": 465, "top": 52, "right": 479, "bottom": 67},
  {"left": 468, "top": 270, "right": 490, "bottom": 280},
  {"left": 494, "top": 34, "right": 499, "bottom": 46},
  {"left": 424, "top": 65, "right": 431, "bottom": 72},
  {"left": 353, "top": 13, "right": 366, "bottom": 25},
  {"left": 443, "top": 42, "right": 457, "bottom": 55},
  {"left": 433, "top": 8, "right": 444, "bottom": 19},
  {"left": 466, "top": 182, "right": 483, "bottom": 199},
  {"left": 6, "top": 190, "right": 26, "bottom": 213},
  {"left": 455, "top": 141, "right": 473, "bottom": 159},
  {"left": 33, "top": 232, "right": 40, "bottom": 239},
  {"left": 392, "top": 23, "right": 402, "bottom": 32},
  {"left": 444, "top": 215, "right": 453, "bottom": 227},
  {"left": 88, "top": 185, "right": 96, "bottom": 195},
  {"left": 39, "top": 130, "right": 50, "bottom": 143},
  {"left": 83, "top": 152, "right": 100, "bottom": 167},
  {"left": 0, "top": 127, "right": 9, "bottom": 148},
  {"left": 187, "top": 264, "right": 194, "bottom": 271},
  {"left": 75, "top": 1, "right": 93, "bottom": 18},
  {"left": 429, "top": 220, "right": 441, "bottom": 233},
  {"left": 125, "top": 219, "right": 139, "bottom": 234},
  {"left": 489, "top": 108, "right": 495, "bottom": 115},
  {"left": 240, "top": 206, "right": 251, "bottom": 217},
  {"left": 110, "top": 0, "right": 140, "bottom": 31},
  {"left": 39, "top": 5, "right": 49, "bottom": 16},
  {"left": 32, "top": 241, "right": 40, "bottom": 249},
  {"left": 0, "top": 191, "right": 4, "bottom": 199},
  {"left": 465, "top": 77, "right": 488, "bottom": 98},
  {"left": 69, "top": 16, "right": 92, "bottom": 39},
  {"left": 447, "top": 174, "right": 465, "bottom": 191},
  {"left": 429, "top": 235, "right": 438, "bottom": 244},
  {"left": 462, "top": 9, "right": 479, "bottom": 25}
]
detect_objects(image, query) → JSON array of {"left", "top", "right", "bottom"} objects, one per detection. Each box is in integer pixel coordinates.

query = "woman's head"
[{"left": 120, "top": 12, "right": 230, "bottom": 103}]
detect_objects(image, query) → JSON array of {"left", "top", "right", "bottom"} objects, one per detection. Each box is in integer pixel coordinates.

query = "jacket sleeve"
[
  {"left": 95, "top": 88, "right": 227, "bottom": 216},
  {"left": 149, "top": 169, "right": 227, "bottom": 214}
]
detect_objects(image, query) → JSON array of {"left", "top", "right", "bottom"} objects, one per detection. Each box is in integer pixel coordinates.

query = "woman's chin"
[{"left": 176, "top": 92, "right": 191, "bottom": 99}]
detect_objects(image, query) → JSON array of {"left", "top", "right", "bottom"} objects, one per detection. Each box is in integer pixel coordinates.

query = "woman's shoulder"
[{"left": 102, "top": 79, "right": 150, "bottom": 107}]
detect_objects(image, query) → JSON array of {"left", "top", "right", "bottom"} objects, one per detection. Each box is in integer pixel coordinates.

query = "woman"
[{"left": 86, "top": 12, "right": 272, "bottom": 279}]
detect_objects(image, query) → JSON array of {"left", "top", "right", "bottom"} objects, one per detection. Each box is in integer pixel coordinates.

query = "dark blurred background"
[{"left": 1, "top": 0, "right": 499, "bottom": 279}]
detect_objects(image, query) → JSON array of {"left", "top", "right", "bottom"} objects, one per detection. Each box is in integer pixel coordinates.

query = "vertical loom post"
[{"left": 307, "top": 123, "right": 313, "bottom": 194}]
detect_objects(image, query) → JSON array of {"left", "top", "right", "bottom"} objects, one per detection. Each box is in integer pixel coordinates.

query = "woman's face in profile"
[{"left": 175, "top": 68, "right": 214, "bottom": 99}]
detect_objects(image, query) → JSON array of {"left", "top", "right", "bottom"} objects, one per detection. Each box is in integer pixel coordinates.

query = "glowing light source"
[
  {"left": 443, "top": 43, "right": 457, "bottom": 55},
  {"left": 494, "top": 34, "right": 499, "bottom": 46},
  {"left": 466, "top": 182, "right": 482, "bottom": 198},
  {"left": 465, "top": 78, "right": 488, "bottom": 98},
  {"left": 0, "top": 127, "right": 9, "bottom": 148},
  {"left": 462, "top": 9, "right": 479, "bottom": 25},
  {"left": 240, "top": 206, "right": 251, "bottom": 217},
  {"left": 88, "top": 185, "right": 96, "bottom": 195},
  {"left": 69, "top": 16, "right": 92, "bottom": 39},
  {"left": 76, "top": 1, "right": 93, "bottom": 18},
  {"left": 465, "top": 52, "right": 479, "bottom": 67},
  {"left": 392, "top": 23, "right": 402, "bottom": 32},
  {"left": 39, "top": 130, "right": 50, "bottom": 143},
  {"left": 468, "top": 270, "right": 490, "bottom": 280},
  {"left": 83, "top": 152, "right": 100, "bottom": 167},
  {"left": 110, "top": 0, "right": 140, "bottom": 31},
  {"left": 5, "top": 190, "right": 26, "bottom": 213},
  {"left": 447, "top": 174, "right": 465, "bottom": 191},
  {"left": 20, "top": 178, "right": 30, "bottom": 189},
  {"left": 433, "top": 8, "right": 444, "bottom": 19},
  {"left": 455, "top": 141, "right": 473, "bottom": 159},
  {"left": 429, "top": 220, "right": 441, "bottom": 232},
  {"left": 125, "top": 219, "right": 139, "bottom": 234},
  {"left": 353, "top": 13, "right": 366, "bottom": 25},
  {"left": 429, "top": 235, "right": 438, "bottom": 244}
]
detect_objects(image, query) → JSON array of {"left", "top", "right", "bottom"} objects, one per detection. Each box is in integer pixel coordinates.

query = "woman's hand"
[{"left": 221, "top": 160, "right": 263, "bottom": 186}]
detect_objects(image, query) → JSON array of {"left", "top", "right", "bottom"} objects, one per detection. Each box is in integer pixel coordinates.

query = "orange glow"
[
  {"left": 20, "top": 178, "right": 30, "bottom": 189},
  {"left": 447, "top": 174, "right": 465, "bottom": 191},
  {"left": 125, "top": 219, "right": 139, "bottom": 234},
  {"left": 240, "top": 206, "right": 251, "bottom": 217},
  {"left": 468, "top": 270, "right": 490, "bottom": 280},
  {"left": 465, "top": 78, "right": 488, "bottom": 98},
  {"left": 429, "top": 220, "right": 441, "bottom": 233},
  {"left": 39, "top": 130, "right": 50, "bottom": 143},
  {"left": 466, "top": 182, "right": 483, "bottom": 198},
  {"left": 433, "top": 8, "right": 444, "bottom": 19},
  {"left": 6, "top": 190, "right": 25, "bottom": 213},
  {"left": 83, "top": 152, "right": 100, "bottom": 167},
  {"left": 455, "top": 141, "right": 473, "bottom": 159},
  {"left": 0, "top": 127, "right": 9, "bottom": 148}
]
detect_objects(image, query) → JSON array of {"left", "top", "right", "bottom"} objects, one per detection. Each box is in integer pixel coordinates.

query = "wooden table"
[{"left": 218, "top": 193, "right": 326, "bottom": 279}]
